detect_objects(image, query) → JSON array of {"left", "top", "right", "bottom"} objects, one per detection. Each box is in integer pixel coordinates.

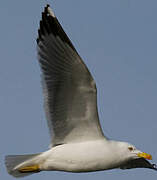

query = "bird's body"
[
  {"left": 36, "top": 140, "right": 127, "bottom": 172},
  {"left": 10, "top": 140, "right": 134, "bottom": 173},
  {"left": 5, "top": 4, "right": 156, "bottom": 178}
]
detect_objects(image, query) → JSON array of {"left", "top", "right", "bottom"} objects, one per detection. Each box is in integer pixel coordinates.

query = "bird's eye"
[{"left": 128, "top": 147, "right": 134, "bottom": 151}]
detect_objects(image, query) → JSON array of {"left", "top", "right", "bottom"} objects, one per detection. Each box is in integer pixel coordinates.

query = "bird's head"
[
  {"left": 117, "top": 141, "right": 152, "bottom": 160},
  {"left": 112, "top": 141, "right": 156, "bottom": 170}
]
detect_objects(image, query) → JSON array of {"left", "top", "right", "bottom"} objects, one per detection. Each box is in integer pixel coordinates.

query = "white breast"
[{"left": 40, "top": 140, "right": 123, "bottom": 172}]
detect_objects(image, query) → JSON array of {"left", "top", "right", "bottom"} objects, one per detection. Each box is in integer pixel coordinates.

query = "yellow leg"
[{"left": 19, "top": 165, "right": 40, "bottom": 173}]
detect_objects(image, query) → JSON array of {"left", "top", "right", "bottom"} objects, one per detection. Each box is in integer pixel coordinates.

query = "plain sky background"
[{"left": 0, "top": 0, "right": 157, "bottom": 180}]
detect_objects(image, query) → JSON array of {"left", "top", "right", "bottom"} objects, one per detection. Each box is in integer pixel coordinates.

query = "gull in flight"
[{"left": 5, "top": 4, "right": 157, "bottom": 178}]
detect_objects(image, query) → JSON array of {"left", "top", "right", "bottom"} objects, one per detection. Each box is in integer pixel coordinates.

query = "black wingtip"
[
  {"left": 45, "top": 4, "right": 50, "bottom": 13},
  {"left": 37, "top": 4, "right": 77, "bottom": 52},
  {"left": 152, "top": 164, "right": 157, "bottom": 171}
]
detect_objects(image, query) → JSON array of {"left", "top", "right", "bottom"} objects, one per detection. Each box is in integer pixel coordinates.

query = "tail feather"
[{"left": 5, "top": 154, "right": 41, "bottom": 178}]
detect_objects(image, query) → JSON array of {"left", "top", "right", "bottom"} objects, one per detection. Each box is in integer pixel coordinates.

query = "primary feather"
[{"left": 37, "top": 4, "right": 105, "bottom": 147}]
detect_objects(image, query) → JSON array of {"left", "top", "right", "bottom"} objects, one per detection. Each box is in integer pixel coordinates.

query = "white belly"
[{"left": 40, "top": 140, "right": 120, "bottom": 172}]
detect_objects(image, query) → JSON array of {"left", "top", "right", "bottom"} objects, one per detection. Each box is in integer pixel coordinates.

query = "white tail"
[{"left": 5, "top": 153, "right": 41, "bottom": 178}]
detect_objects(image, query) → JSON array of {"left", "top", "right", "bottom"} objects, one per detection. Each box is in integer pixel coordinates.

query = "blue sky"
[{"left": 0, "top": 0, "right": 157, "bottom": 179}]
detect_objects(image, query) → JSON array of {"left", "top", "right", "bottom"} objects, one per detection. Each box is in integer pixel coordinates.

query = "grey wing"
[
  {"left": 120, "top": 158, "right": 157, "bottom": 171},
  {"left": 37, "top": 5, "right": 105, "bottom": 147}
]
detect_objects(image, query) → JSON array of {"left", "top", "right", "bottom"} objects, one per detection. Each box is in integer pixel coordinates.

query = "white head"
[{"left": 109, "top": 141, "right": 152, "bottom": 165}]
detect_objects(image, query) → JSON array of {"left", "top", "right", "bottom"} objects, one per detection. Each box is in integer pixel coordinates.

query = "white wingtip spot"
[{"left": 47, "top": 7, "right": 55, "bottom": 17}]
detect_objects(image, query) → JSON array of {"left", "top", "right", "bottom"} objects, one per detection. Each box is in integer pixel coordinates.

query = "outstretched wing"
[
  {"left": 37, "top": 5, "right": 105, "bottom": 147},
  {"left": 120, "top": 158, "right": 157, "bottom": 171}
]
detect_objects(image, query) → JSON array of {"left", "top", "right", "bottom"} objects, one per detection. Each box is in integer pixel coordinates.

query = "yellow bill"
[{"left": 137, "top": 152, "right": 152, "bottom": 160}]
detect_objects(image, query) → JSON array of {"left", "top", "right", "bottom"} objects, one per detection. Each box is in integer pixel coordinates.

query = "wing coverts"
[{"left": 37, "top": 5, "right": 105, "bottom": 146}]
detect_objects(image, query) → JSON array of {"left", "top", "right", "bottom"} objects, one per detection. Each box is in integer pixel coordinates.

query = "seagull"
[{"left": 5, "top": 4, "right": 157, "bottom": 178}]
